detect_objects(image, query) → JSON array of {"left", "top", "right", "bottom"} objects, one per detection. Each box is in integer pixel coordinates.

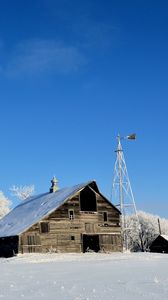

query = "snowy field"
[{"left": 0, "top": 252, "right": 168, "bottom": 300}]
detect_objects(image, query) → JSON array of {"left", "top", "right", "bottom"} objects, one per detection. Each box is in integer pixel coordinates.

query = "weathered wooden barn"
[
  {"left": 0, "top": 180, "right": 122, "bottom": 257},
  {"left": 149, "top": 235, "right": 168, "bottom": 253}
]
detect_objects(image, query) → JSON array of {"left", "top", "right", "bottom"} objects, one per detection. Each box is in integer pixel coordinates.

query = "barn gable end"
[
  {"left": 0, "top": 181, "right": 122, "bottom": 256},
  {"left": 149, "top": 235, "right": 168, "bottom": 253}
]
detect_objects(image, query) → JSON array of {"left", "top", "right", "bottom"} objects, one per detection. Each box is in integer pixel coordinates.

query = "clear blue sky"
[{"left": 0, "top": 0, "right": 168, "bottom": 217}]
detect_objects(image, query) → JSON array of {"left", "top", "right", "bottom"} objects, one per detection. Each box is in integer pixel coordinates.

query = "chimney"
[
  {"left": 50, "top": 176, "right": 59, "bottom": 193},
  {"left": 158, "top": 218, "right": 162, "bottom": 235}
]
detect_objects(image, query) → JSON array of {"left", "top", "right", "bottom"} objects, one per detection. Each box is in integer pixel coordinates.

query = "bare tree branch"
[
  {"left": 0, "top": 191, "right": 11, "bottom": 219},
  {"left": 10, "top": 185, "right": 35, "bottom": 200}
]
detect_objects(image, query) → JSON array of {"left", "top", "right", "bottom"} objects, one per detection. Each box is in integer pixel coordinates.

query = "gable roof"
[
  {"left": 160, "top": 235, "right": 168, "bottom": 241},
  {"left": 0, "top": 180, "right": 120, "bottom": 238},
  {"left": 149, "top": 234, "right": 168, "bottom": 248},
  {"left": 152, "top": 234, "right": 168, "bottom": 243}
]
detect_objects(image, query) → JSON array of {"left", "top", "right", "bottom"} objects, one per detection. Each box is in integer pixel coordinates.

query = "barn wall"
[{"left": 19, "top": 189, "right": 122, "bottom": 253}]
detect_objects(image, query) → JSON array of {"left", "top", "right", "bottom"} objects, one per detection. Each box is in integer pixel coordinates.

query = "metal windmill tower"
[{"left": 112, "top": 134, "right": 142, "bottom": 251}]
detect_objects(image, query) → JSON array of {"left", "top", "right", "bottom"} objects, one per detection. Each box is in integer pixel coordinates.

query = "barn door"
[{"left": 82, "top": 235, "right": 100, "bottom": 253}]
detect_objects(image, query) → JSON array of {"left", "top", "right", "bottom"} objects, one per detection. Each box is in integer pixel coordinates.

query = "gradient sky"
[{"left": 0, "top": 0, "right": 168, "bottom": 217}]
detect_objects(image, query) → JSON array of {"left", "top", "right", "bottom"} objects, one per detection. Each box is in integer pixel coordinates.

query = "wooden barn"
[
  {"left": 149, "top": 235, "right": 168, "bottom": 253},
  {"left": 0, "top": 179, "right": 122, "bottom": 257}
]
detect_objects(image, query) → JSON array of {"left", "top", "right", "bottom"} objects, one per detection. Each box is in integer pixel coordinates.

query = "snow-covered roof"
[
  {"left": 160, "top": 235, "right": 168, "bottom": 241},
  {"left": 149, "top": 234, "right": 168, "bottom": 246},
  {"left": 0, "top": 181, "right": 95, "bottom": 238}
]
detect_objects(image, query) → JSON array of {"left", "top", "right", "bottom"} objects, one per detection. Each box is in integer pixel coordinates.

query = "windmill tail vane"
[{"left": 127, "top": 133, "right": 136, "bottom": 140}]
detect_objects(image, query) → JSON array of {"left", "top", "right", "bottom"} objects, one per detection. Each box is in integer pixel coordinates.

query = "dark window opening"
[
  {"left": 40, "top": 222, "right": 49, "bottom": 233},
  {"left": 69, "top": 210, "right": 74, "bottom": 220},
  {"left": 80, "top": 187, "right": 97, "bottom": 211},
  {"left": 103, "top": 212, "right": 108, "bottom": 222},
  {"left": 71, "top": 236, "right": 75, "bottom": 241}
]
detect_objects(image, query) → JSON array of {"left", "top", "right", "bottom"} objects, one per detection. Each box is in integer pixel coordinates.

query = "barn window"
[
  {"left": 27, "top": 235, "right": 35, "bottom": 245},
  {"left": 103, "top": 212, "right": 108, "bottom": 222},
  {"left": 40, "top": 222, "right": 49, "bottom": 233},
  {"left": 71, "top": 236, "right": 75, "bottom": 241},
  {"left": 80, "top": 186, "right": 97, "bottom": 211},
  {"left": 69, "top": 209, "right": 74, "bottom": 220}
]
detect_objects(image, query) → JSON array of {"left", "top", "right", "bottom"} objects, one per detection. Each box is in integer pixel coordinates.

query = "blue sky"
[{"left": 0, "top": 0, "right": 168, "bottom": 217}]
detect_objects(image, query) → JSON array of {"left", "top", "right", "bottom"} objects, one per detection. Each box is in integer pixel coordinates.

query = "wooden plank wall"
[{"left": 19, "top": 188, "right": 122, "bottom": 253}]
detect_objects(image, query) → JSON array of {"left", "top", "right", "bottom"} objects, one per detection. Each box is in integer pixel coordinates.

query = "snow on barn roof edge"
[{"left": 0, "top": 180, "right": 119, "bottom": 238}]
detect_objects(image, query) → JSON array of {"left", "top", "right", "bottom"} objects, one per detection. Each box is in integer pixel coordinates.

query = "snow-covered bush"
[{"left": 0, "top": 191, "right": 11, "bottom": 219}]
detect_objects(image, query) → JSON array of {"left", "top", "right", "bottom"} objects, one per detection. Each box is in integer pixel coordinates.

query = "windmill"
[{"left": 112, "top": 134, "right": 143, "bottom": 251}]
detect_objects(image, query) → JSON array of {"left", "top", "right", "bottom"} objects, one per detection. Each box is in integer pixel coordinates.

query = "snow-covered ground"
[{"left": 0, "top": 252, "right": 168, "bottom": 300}]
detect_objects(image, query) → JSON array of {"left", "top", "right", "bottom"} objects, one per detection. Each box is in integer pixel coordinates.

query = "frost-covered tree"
[
  {"left": 10, "top": 185, "right": 35, "bottom": 200},
  {"left": 0, "top": 191, "right": 11, "bottom": 219},
  {"left": 126, "top": 211, "right": 168, "bottom": 252}
]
